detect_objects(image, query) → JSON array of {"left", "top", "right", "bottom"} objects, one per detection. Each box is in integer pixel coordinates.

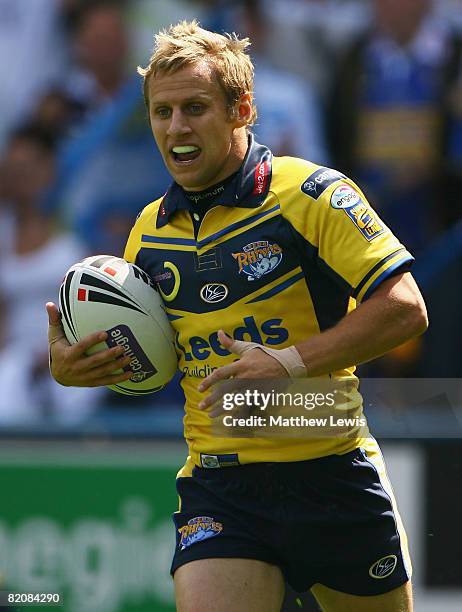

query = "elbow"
[
  {"left": 371, "top": 272, "right": 429, "bottom": 341},
  {"left": 406, "top": 297, "right": 429, "bottom": 338},
  {"left": 414, "top": 306, "right": 429, "bottom": 337}
]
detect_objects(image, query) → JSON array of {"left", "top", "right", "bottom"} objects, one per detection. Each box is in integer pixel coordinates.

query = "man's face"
[
  {"left": 76, "top": 7, "right": 128, "bottom": 75},
  {"left": 374, "top": 0, "right": 430, "bottom": 41},
  {"left": 148, "top": 62, "right": 246, "bottom": 191},
  {"left": 0, "top": 139, "right": 54, "bottom": 204}
]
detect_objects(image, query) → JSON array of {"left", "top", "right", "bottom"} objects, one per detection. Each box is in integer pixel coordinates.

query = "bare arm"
[
  {"left": 198, "top": 272, "right": 428, "bottom": 407},
  {"left": 294, "top": 271, "right": 428, "bottom": 376}
]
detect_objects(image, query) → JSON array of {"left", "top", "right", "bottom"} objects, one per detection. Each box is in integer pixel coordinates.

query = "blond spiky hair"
[{"left": 138, "top": 20, "right": 257, "bottom": 124}]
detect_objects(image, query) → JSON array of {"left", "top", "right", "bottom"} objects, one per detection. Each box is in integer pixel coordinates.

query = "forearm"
[
  {"left": 198, "top": 274, "right": 428, "bottom": 406},
  {"left": 295, "top": 273, "right": 428, "bottom": 377}
]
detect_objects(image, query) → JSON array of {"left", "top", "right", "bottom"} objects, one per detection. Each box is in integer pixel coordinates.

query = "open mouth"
[{"left": 171, "top": 145, "right": 201, "bottom": 164}]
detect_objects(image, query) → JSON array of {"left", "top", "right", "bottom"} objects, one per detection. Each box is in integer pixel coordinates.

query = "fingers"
[
  {"left": 199, "top": 386, "right": 222, "bottom": 412},
  {"left": 46, "top": 302, "right": 61, "bottom": 326},
  {"left": 200, "top": 381, "right": 232, "bottom": 417},
  {"left": 82, "top": 368, "right": 134, "bottom": 388},
  {"left": 71, "top": 330, "right": 108, "bottom": 357},
  {"left": 46, "top": 302, "right": 67, "bottom": 346},
  {"left": 65, "top": 343, "right": 132, "bottom": 382},
  {"left": 202, "top": 377, "right": 253, "bottom": 418},
  {"left": 55, "top": 349, "right": 134, "bottom": 387},
  {"left": 197, "top": 332, "right": 249, "bottom": 412},
  {"left": 217, "top": 329, "right": 233, "bottom": 349},
  {"left": 198, "top": 363, "right": 238, "bottom": 412},
  {"left": 46, "top": 302, "right": 108, "bottom": 354},
  {"left": 197, "top": 333, "right": 279, "bottom": 416},
  {"left": 217, "top": 330, "right": 259, "bottom": 356},
  {"left": 198, "top": 362, "right": 237, "bottom": 394},
  {"left": 77, "top": 345, "right": 127, "bottom": 370},
  {"left": 209, "top": 402, "right": 227, "bottom": 418},
  {"left": 81, "top": 356, "right": 133, "bottom": 385},
  {"left": 46, "top": 301, "right": 130, "bottom": 386}
]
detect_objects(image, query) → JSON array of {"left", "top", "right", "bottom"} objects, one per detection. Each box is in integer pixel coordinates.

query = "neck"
[
  {"left": 185, "top": 129, "right": 249, "bottom": 193},
  {"left": 230, "top": 128, "right": 249, "bottom": 167}
]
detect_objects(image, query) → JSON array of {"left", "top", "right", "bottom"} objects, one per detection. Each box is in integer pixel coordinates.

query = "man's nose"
[{"left": 166, "top": 109, "right": 192, "bottom": 137}]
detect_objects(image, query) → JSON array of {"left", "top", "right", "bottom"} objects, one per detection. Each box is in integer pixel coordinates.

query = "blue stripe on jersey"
[
  {"left": 197, "top": 204, "right": 281, "bottom": 249},
  {"left": 167, "top": 312, "right": 183, "bottom": 321},
  {"left": 362, "top": 255, "right": 414, "bottom": 300},
  {"left": 246, "top": 270, "right": 305, "bottom": 304},
  {"left": 352, "top": 248, "right": 406, "bottom": 299},
  {"left": 142, "top": 235, "right": 196, "bottom": 246}
]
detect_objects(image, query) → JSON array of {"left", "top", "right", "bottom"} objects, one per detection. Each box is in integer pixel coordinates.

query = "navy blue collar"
[{"left": 156, "top": 134, "right": 272, "bottom": 228}]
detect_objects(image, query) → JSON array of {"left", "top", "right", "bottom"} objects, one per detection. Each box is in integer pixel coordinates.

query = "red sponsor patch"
[
  {"left": 104, "top": 267, "right": 117, "bottom": 276},
  {"left": 253, "top": 160, "right": 268, "bottom": 195},
  {"left": 77, "top": 288, "right": 87, "bottom": 301}
]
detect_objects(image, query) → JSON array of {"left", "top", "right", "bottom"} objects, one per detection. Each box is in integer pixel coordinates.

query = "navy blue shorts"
[{"left": 170, "top": 447, "right": 411, "bottom": 596}]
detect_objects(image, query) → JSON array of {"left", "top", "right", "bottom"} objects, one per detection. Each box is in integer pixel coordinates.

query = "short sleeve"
[
  {"left": 316, "top": 180, "right": 414, "bottom": 301},
  {"left": 124, "top": 221, "right": 141, "bottom": 264},
  {"left": 123, "top": 201, "right": 159, "bottom": 264}
]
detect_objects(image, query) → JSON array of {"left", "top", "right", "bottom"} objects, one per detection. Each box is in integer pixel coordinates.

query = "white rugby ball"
[{"left": 59, "top": 255, "right": 177, "bottom": 395}]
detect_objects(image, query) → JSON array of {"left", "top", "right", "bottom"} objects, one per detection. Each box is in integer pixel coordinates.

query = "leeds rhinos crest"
[{"left": 232, "top": 240, "right": 283, "bottom": 281}]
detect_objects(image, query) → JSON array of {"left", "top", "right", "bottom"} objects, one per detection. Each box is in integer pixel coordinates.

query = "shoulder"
[
  {"left": 270, "top": 156, "right": 377, "bottom": 245},
  {"left": 124, "top": 196, "right": 164, "bottom": 263},
  {"left": 133, "top": 196, "right": 165, "bottom": 229},
  {"left": 271, "top": 156, "right": 348, "bottom": 209}
]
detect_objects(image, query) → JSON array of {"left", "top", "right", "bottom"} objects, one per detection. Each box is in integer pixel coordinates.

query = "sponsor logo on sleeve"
[
  {"left": 178, "top": 516, "right": 223, "bottom": 550},
  {"left": 301, "top": 167, "right": 346, "bottom": 200},
  {"left": 232, "top": 240, "right": 282, "bottom": 281},
  {"left": 330, "top": 184, "right": 385, "bottom": 241},
  {"left": 330, "top": 184, "right": 362, "bottom": 209}
]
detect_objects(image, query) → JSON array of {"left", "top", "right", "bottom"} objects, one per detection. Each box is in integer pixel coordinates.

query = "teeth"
[{"left": 172, "top": 146, "right": 199, "bottom": 154}]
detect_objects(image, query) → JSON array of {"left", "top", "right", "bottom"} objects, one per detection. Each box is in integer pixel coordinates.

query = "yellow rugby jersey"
[{"left": 124, "top": 136, "right": 413, "bottom": 474}]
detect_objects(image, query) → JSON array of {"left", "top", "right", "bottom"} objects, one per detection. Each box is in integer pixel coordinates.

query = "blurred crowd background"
[
  {"left": 0, "top": 0, "right": 461, "bottom": 428},
  {"left": 0, "top": 3, "right": 461, "bottom": 610}
]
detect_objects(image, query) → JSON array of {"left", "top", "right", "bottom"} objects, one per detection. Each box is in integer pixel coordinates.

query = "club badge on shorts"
[
  {"left": 369, "top": 555, "right": 398, "bottom": 579},
  {"left": 178, "top": 516, "right": 223, "bottom": 550}
]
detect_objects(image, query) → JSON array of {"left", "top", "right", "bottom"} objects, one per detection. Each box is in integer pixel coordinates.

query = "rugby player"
[{"left": 47, "top": 21, "right": 428, "bottom": 612}]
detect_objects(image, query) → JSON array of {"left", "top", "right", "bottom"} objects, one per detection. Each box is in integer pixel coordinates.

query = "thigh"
[
  {"left": 311, "top": 580, "right": 413, "bottom": 612},
  {"left": 174, "top": 557, "right": 285, "bottom": 612}
]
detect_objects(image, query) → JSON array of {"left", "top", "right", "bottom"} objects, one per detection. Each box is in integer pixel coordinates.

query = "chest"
[{"left": 136, "top": 209, "right": 304, "bottom": 316}]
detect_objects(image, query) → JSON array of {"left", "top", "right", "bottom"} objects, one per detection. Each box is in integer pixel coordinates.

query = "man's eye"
[
  {"left": 155, "top": 107, "right": 171, "bottom": 118},
  {"left": 189, "top": 104, "right": 204, "bottom": 114}
]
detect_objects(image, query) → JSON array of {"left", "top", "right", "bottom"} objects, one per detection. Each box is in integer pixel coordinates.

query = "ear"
[{"left": 232, "top": 93, "right": 253, "bottom": 127}]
